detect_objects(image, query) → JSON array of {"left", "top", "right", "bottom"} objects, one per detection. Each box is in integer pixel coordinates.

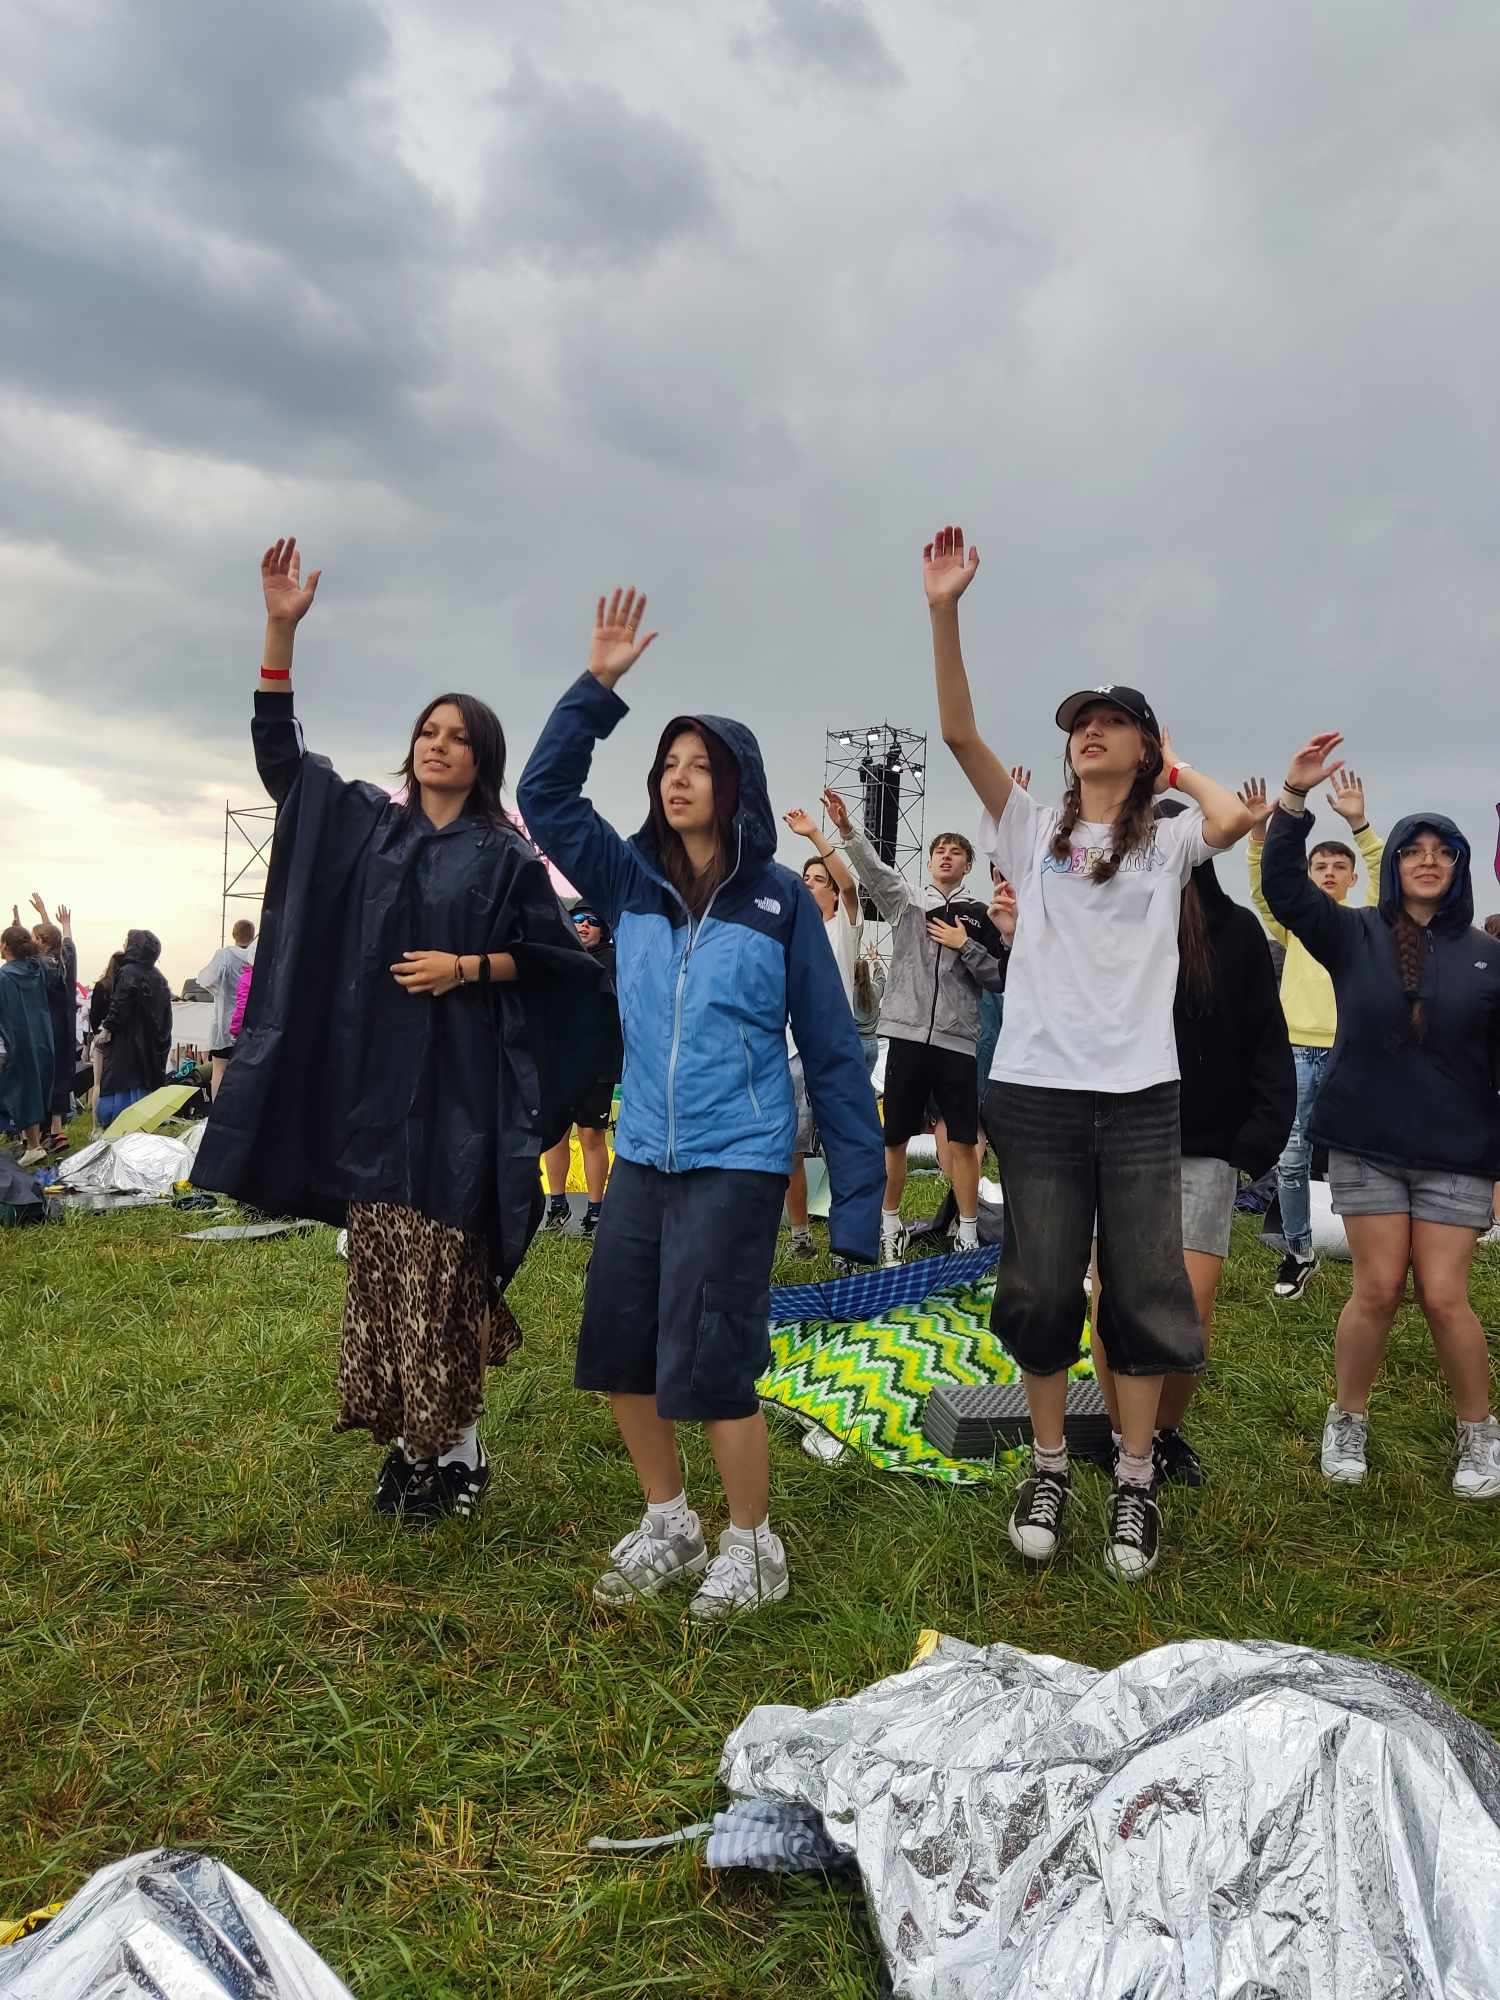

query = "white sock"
[
  {"left": 647, "top": 1490, "right": 696, "bottom": 1538},
  {"left": 1116, "top": 1447, "right": 1155, "bottom": 1488},
  {"left": 955, "top": 1213, "right": 979, "bottom": 1247},
  {"left": 1111, "top": 1430, "right": 1123, "bottom": 1449},
  {"left": 1033, "top": 1439, "right": 1068, "bottom": 1476},
  {"left": 881, "top": 1208, "right": 902, "bottom": 1237},
  {"left": 438, "top": 1423, "right": 479, "bottom": 1469},
  {"left": 733, "top": 1514, "right": 780, "bottom": 1556}
]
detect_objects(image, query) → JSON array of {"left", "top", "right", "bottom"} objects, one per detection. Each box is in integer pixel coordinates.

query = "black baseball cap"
[{"left": 1054, "top": 685, "right": 1161, "bottom": 737}]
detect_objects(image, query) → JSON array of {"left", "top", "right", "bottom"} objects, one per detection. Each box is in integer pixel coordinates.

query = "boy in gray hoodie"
[{"left": 822, "top": 791, "right": 1005, "bottom": 1260}]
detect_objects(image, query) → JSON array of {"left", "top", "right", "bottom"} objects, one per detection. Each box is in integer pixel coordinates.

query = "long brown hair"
[
  {"left": 396, "top": 692, "right": 509, "bottom": 825},
  {"left": 1049, "top": 733, "right": 1164, "bottom": 884},
  {"left": 1392, "top": 911, "right": 1429, "bottom": 1042},
  {"left": 647, "top": 722, "right": 740, "bottom": 918},
  {"left": 1176, "top": 875, "right": 1214, "bottom": 1013}
]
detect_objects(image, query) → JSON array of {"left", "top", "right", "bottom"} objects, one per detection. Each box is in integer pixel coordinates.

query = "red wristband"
[
  {"left": 259, "top": 665, "right": 290, "bottom": 681},
  {"left": 1168, "top": 765, "right": 1180, "bottom": 790}
]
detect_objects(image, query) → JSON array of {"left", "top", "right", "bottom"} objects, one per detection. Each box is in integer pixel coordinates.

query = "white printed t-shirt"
[
  {"left": 788, "top": 901, "right": 861, "bottom": 1055},
  {"left": 981, "top": 785, "right": 1214, "bottom": 1093}
]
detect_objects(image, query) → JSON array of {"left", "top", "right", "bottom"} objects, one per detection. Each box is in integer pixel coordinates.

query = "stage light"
[
  {"left": 866, "top": 729, "right": 880, "bottom": 745},
  {"left": 838, "top": 733, "right": 852, "bottom": 747}
]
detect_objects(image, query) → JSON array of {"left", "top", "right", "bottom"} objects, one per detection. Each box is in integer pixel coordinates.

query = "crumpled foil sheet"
[
  {"left": 55, "top": 1133, "right": 193, "bottom": 1196},
  {"left": 0, "top": 1849, "right": 352, "bottom": 1999},
  {"left": 719, "top": 1636, "right": 1500, "bottom": 1999}
]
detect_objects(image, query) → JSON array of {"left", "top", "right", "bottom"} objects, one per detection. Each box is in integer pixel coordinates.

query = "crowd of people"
[{"left": 11, "top": 528, "right": 1500, "bottom": 1618}]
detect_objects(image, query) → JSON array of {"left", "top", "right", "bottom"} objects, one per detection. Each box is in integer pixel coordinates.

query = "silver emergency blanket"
[
  {"left": 0, "top": 1848, "right": 352, "bottom": 1999},
  {"left": 54, "top": 1132, "right": 194, "bottom": 1198},
  {"left": 719, "top": 1636, "right": 1500, "bottom": 1999}
]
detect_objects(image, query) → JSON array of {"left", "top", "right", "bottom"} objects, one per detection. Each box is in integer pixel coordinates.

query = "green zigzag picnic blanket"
[{"left": 759, "top": 1275, "right": 1096, "bottom": 1485}]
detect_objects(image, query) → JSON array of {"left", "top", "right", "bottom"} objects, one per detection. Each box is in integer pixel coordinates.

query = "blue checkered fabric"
[{"left": 768, "top": 1243, "right": 999, "bottom": 1325}]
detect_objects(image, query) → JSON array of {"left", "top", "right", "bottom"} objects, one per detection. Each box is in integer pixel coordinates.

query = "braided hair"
[
  {"left": 1391, "top": 911, "right": 1429, "bottom": 1042},
  {"left": 1049, "top": 734, "right": 1164, "bottom": 884}
]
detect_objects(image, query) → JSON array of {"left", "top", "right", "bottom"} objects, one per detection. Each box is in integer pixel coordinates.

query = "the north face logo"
[
  {"left": 756, "top": 895, "right": 782, "bottom": 915},
  {"left": 1477, "top": 961, "right": 1488, "bottom": 970}
]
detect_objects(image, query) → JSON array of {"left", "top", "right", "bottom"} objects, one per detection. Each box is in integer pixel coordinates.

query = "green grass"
[{"left": 3, "top": 1117, "right": 1498, "bottom": 1996}]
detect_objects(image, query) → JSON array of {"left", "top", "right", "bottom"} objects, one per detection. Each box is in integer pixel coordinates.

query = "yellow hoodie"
[{"left": 1248, "top": 823, "right": 1385, "bottom": 1048}]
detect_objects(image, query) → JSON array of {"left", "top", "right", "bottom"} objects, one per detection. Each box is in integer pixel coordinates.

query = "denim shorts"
[
  {"left": 1181, "top": 1155, "right": 1239, "bottom": 1258},
  {"left": 576, "top": 1156, "right": 786, "bottom": 1421},
  {"left": 983, "top": 1080, "right": 1205, "bottom": 1378},
  {"left": 1328, "top": 1150, "right": 1494, "bottom": 1230}
]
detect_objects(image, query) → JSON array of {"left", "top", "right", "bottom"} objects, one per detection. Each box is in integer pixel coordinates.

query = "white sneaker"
[
  {"left": 592, "top": 1510, "right": 708, "bottom": 1606},
  {"left": 687, "top": 1526, "right": 790, "bottom": 1622},
  {"left": 880, "top": 1224, "right": 904, "bottom": 1268},
  {"left": 18, "top": 1147, "right": 47, "bottom": 1169},
  {"left": 1453, "top": 1416, "right": 1500, "bottom": 1500},
  {"left": 1321, "top": 1404, "right": 1369, "bottom": 1484}
]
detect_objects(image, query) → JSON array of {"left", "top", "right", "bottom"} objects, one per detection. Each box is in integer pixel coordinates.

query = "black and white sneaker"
[
  {"left": 581, "top": 1201, "right": 603, "bottom": 1236},
  {"left": 1008, "top": 1466, "right": 1070, "bottom": 1561},
  {"left": 1273, "top": 1251, "right": 1317, "bottom": 1299},
  {"left": 1153, "top": 1427, "right": 1205, "bottom": 1487},
  {"left": 542, "top": 1199, "right": 570, "bottom": 1233},
  {"left": 372, "top": 1446, "right": 427, "bottom": 1516},
  {"left": 1105, "top": 1480, "right": 1161, "bottom": 1579},
  {"left": 402, "top": 1444, "right": 490, "bottom": 1526}
]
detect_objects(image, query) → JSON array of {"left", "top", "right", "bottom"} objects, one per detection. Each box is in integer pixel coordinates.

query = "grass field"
[{"left": 4, "top": 1121, "right": 1499, "bottom": 1997}]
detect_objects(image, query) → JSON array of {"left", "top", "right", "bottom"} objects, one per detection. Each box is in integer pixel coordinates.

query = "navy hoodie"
[
  {"left": 1262, "top": 806, "right": 1500, "bottom": 1177},
  {"left": 519, "top": 674, "right": 885, "bottom": 1262}
]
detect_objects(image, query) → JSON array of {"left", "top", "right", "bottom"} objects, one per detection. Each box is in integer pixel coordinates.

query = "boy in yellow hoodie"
[{"left": 1240, "top": 770, "right": 1384, "bottom": 1297}]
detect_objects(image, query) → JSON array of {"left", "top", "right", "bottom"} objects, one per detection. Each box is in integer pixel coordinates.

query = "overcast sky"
[{"left": 5, "top": 0, "right": 1499, "bottom": 989}]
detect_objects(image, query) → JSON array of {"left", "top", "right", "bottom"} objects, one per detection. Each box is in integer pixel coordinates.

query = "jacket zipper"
[
  {"left": 925, "top": 895, "right": 947, "bottom": 1045},
  {"left": 665, "top": 827, "right": 742, "bottom": 1170},
  {"left": 739, "top": 1027, "right": 762, "bottom": 1116}
]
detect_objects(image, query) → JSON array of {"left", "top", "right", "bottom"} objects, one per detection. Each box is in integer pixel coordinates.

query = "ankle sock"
[
  {"left": 733, "top": 1515, "right": 780, "bottom": 1557},
  {"left": 1110, "top": 1430, "right": 1123, "bottom": 1450},
  {"left": 955, "top": 1213, "right": 979, "bottom": 1248},
  {"left": 1033, "top": 1439, "right": 1068, "bottom": 1477},
  {"left": 881, "top": 1208, "right": 902, "bottom": 1237},
  {"left": 647, "top": 1490, "right": 697, "bottom": 1539},
  {"left": 438, "top": 1423, "right": 480, "bottom": 1469},
  {"left": 1116, "top": 1446, "right": 1155, "bottom": 1488}
]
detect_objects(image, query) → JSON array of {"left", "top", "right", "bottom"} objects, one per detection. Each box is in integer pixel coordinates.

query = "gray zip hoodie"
[{"left": 841, "top": 828, "right": 1005, "bottom": 1054}]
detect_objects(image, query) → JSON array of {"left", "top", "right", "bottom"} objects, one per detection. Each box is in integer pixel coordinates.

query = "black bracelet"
[
  {"left": 1349, "top": 822, "right": 1369, "bottom": 836},
  {"left": 478, "top": 951, "right": 492, "bottom": 987},
  {"left": 1282, "top": 781, "right": 1307, "bottom": 798}
]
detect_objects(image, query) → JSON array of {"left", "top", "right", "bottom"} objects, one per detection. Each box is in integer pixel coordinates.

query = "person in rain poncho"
[{"left": 193, "top": 538, "right": 607, "bottom": 1527}]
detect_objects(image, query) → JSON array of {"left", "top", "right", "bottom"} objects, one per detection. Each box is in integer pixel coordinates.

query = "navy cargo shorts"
[{"left": 576, "top": 1156, "right": 787, "bottom": 1421}]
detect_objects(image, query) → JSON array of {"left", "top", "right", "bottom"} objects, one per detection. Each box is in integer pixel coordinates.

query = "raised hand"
[
  {"left": 922, "top": 525, "right": 981, "bottom": 609},
  {"left": 820, "top": 788, "right": 853, "bottom": 839},
  {"left": 1009, "top": 765, "right": 1031, "bottom": 792},
  {"left": 1151, "top": 726, "right": 1178, "bottom": 796},
  {"left": 56, "top": 903, "right": 72, "bottom": 933},
  {"left": 988, "top": 879, "right": 1018, "bottom": 943},
  {"left": 261, "top": 537, "right": 322, "bottom": 624},
  {"left": 28, "top": 892, "right": 49, "bottom": 922},
  {"left": 10, "top": 903, "right": 18, "bottom": 926},
  {"left": 1238, "top": 777, "right": 1272, "bottom": 843},
  {"left": 1328, "top": 768, "right": 1366, "bottom": 825},
  {"left": 1286, "top": 733, "right": 1345, "bottom": 796},
  {"left": 926, "top": 916, "right": 968, "bottom": 950},
  {"left": 783, "top": 807, "right": 819, "bottom": 842},
  {"left": 588, "top": 587, "right": 657, "bottom": 688}
]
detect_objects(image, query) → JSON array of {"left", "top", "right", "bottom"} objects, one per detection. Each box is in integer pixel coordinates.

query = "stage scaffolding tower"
[
  {"left": 220, "top": 800, "right": 276, "bottom": 946},
  {"left": 822, "top": 722, "right": 927, "bottom": 962}
]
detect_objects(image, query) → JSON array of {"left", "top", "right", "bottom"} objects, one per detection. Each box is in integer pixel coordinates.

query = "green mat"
[{"left": 759, "top": 1277, "right": 1095, "bottom": 1485}]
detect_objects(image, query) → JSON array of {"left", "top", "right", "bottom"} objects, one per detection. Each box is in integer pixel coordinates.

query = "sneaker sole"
[
  {"left": 1007, "top": 1517, "right": 1060, "bottom": 1562},
  {"left": 1321, "top": 1462, "right": 1366, "bottom": 1484},
  {"left": 1453, "top": 1478, "right": 1500, "bottom": 1501},
  {"left": 687, "top": 1574, "right": 791, "bottom": 1622},
  {"left": 591, "top": 1549, "right": 710, "bottom": 1607},
  {"left": 1103, "top": 1542, "right": 1159, "bottom": 1580}
]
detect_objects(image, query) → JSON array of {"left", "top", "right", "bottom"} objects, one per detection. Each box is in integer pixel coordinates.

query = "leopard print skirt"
[{"left": 338, "top": 1201, "right": 522, "bottom": 1460}]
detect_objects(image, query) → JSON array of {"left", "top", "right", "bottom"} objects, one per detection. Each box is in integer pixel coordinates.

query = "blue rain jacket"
[{"left": 519, "top": 674, "right": 885, "bottom": 1263}]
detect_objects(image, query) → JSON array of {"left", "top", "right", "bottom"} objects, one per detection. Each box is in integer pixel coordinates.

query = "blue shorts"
[{"left": 576, "top": 1156, "right": 786, "bottom": 1421}]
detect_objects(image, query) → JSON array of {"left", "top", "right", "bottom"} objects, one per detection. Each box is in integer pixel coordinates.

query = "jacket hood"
[
  {"left": 122, "top": 928, "right": 163, "bottom": 966},
  {"left": 636, "top": 713, "right": 777, "bottom": 875},
  {"left": 1157, "top": 799, "right": 1232, "bottom": 921},
  {"left": 1377, "top": 814, "right": 1472, "bottom": 931}
]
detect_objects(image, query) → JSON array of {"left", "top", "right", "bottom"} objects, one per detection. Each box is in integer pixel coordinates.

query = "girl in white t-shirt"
[
  {"left": 782, "top": 806, "right": 863, "bottom": 1254},
  {"left": 923, "top": 524, "right": 1254, "bottom": 1581}
]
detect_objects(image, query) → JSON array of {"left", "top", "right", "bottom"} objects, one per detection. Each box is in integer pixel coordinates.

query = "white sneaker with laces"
[
  {"left": 592, "top": 1510, "right": 708, "bottom": 1606},
  {"left": 1321, "top": 1404, "right": 1369, "bottom": 1484},
  {"left": 880, "top": 1224, "right": 904, "bottom": 1268},
  {"left": 687, "top": 1526, "right": 790, "bottom": 1622},
  {"left": 1453, "top": 1416, "right": 1500, "bottom": 1500},
  {"left": 18, "top": 1147, "right": 48, "bottom": 1169}
]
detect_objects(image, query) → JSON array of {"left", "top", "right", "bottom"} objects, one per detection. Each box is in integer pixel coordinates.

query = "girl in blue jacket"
[{"left": 519, "top": 587, "right": 884, "bottom": 1622}]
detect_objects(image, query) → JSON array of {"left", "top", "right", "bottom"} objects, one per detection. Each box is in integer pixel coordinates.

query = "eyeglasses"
[{"left": 1396, "top": 844, "right": 1458, "bottom": 866}]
